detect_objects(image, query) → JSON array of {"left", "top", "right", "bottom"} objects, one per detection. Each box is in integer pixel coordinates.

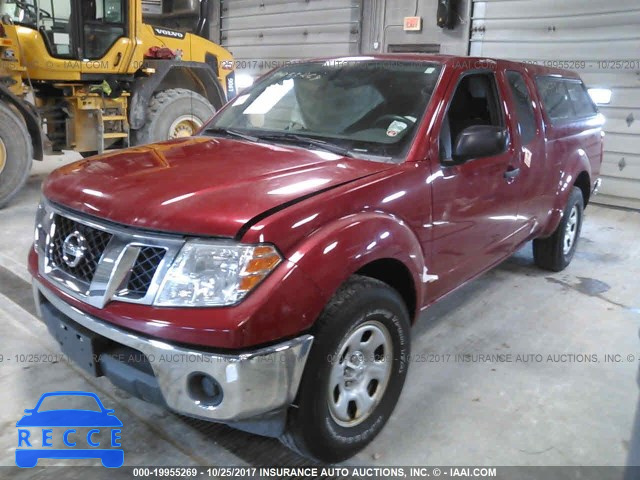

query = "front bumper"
[{"left": 33, "top": 279, "right": 313, "bottom": 424}]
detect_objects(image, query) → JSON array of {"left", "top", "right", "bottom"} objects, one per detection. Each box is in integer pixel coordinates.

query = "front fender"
[
  {"left": 541, "top": 149, "right": 591, "bottom": 237},
  {"left": 287, "top": 211, "right": 426, "bottom": 320}
]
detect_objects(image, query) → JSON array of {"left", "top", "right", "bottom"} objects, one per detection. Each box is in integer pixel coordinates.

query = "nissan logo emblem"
[{"left": 62, "top": 231, "right": 88, "bottom": 268}]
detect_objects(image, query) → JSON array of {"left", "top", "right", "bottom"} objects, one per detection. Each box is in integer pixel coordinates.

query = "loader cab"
[{"left": 1, "top": 0, "right": 128, "bottom": 60}]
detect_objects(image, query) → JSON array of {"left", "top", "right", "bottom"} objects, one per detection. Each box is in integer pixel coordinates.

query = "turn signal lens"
[
  {"left": 245, "top": 253, "right": 281, "bottom": 273},
  {"left": 239, "top": 275, "right": 264, "bottom": 292},
  {"left": 239, "top": 246, "right": 282, "bottom": 293}
]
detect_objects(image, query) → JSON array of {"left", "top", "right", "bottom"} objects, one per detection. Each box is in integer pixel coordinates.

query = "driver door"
[{"left": 427, "top": 70, "right": 525, "bottom": 300}]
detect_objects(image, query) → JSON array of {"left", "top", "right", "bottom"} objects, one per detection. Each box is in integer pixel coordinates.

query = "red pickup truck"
[{"left": 30, "top": 55, "right": 604, "bottom": 462}]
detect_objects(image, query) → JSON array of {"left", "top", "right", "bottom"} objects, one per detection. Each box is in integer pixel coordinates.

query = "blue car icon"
[{"left": 16, "top": 391, "right": 123, "bottom": 468}]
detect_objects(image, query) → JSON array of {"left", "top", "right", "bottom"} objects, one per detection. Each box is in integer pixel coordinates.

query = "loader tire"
[
  {"left": 131, "top": 89, "right": 215, "bottom": 146},
  {"left": 0, "top": 102, "right": 33, "bottom": 209}
]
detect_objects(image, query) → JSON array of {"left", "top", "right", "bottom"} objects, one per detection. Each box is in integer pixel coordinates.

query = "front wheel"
[
  {"left": 281, "top": 275, "right": 411, "bottom": 462},
  {"left": 533, "top": 186, "right": 584, "bottom": 272}
]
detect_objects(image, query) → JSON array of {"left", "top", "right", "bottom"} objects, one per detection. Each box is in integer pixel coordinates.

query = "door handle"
[{"left": 504, "top": 167, "right": 520, "bottom": 180}]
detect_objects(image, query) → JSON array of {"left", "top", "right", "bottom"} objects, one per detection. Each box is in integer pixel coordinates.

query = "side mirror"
[{"left": 452, "top": 125, "right": 507, "bottom": 162}]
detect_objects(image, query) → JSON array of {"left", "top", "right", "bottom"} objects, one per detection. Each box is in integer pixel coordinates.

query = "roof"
[{"left": 298, "top": 54, "right": 582, "bottom": 79}]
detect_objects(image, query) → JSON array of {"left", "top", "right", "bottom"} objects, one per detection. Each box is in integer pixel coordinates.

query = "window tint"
[
  {"left": 506, "top": 71, "right": 537, "bottom": 145},
  {"left": 440, "top": 73, "right": 504, "bottom": 160},
  {"left": 536, "top": 77, "right": 597, "bottom": 123}
]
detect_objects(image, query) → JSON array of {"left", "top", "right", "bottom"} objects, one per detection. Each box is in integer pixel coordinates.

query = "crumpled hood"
[{"left": 43, "top": 137, "right": 390, "bottom": 237}]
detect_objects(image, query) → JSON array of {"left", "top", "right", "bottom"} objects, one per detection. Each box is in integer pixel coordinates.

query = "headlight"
[{"left": 154, "top": 241, "right": 282, "bottom": 307}]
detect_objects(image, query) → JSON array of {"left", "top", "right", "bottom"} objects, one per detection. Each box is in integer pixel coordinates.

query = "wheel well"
[
  {"left": 356, "top": 259, "right": 417, "bottom": 322},
  {"left": 574, "top": 171, "right": 591, "bottom": 207},
  {"left": 153, "top": 67, "right": 225, "bottom": 110}
]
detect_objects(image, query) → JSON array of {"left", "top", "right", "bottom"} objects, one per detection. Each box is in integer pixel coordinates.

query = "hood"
[{"left": 43, "top": 137, "right": 391, "bottom": 238}]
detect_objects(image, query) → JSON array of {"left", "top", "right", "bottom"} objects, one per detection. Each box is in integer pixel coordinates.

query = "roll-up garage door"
[
  {"left": 469, "top": 0, "right": 640, "bottom": 209},
  {"left": 220, "top": 0, "right": 362, "bottom": 78}
]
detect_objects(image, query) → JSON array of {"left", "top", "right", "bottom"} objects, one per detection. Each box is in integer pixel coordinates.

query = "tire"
[
  {"left": 533, "top": 186, "right": 584, "bottom": 272},
  {"left": 131, "top": 88, "right": 215, "bottom": 146},
  {"left": 0, "top": 102, "right": 33, "bottom": 209},
  {"left": 280, "top": 275, "right": 411, "bottom": 462}
]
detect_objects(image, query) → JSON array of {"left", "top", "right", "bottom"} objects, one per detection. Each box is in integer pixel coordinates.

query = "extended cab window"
[
  {"left": 506, "top": 71, "right": 537, "bottom": 145},
  {"left": 566, "top": 81, "right": 598, "bottom": 117},
  {"left": 440, "top": 73, "right": 505, "bottom": 161},
  {"left": 536, "top": 77, "right": 597, "bottom": 124}
]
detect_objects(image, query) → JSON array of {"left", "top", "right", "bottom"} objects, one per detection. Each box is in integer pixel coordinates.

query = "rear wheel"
[
  {"left": 280, "top": 275, "right": 411, "bottom": 462},
  {"left": 132, "top": 89, "right": 215, "bottom": 146},
  {"left": 533, "top": 186, "right": 584, "bottom": 272},
  {"left": 0, "top": 102, "right": 33, "bottom": 209}
]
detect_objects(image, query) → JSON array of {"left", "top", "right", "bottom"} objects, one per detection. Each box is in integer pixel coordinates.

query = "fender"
[
  {"left": 540, "top": 148, "right": 591, "bottom": 238},
  {"left": 129, "top": 60, "right": 226, "bottom": 130},
  {"left": 0, "top": 83, "right": 44, "bottom": 160},
  {"left": 287, "top": 211, "right": 427, "bottom": 321}
]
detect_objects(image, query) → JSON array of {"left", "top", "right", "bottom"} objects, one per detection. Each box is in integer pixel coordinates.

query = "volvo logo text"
[
  {"left": 62, "top": 232, "right": 87, "bottom": 268},
  {"left": 152, "top": 27, "right": 185, "bottom": 39}
]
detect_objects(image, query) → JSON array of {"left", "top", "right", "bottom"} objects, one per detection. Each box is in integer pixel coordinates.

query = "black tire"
[
  {"left": 280, "top": 275, "right": 411, "bottom": 462},
  {"left": 533, "top": 186, "right": 584, "bottom": 272},
  {"left": 131, "top": 88, "right": 215, "bottom": 146},
  {"left": 0, "top": 102, "right": 33, "bottom": 209}
]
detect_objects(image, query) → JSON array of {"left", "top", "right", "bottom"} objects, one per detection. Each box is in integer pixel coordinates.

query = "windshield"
[{"left": 203, "top": 60, "right": 443, "bottom": 161}]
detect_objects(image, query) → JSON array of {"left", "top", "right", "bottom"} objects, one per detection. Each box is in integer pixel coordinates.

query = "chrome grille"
[
  {"left": 124, "top": 247, "right": 167, "bottom": 299},
  {"left": 37, "top": 203, "right": 184, "bottom": 309},
  {"left": 49, "top": 214, "right": 112, "bottom": 284}
]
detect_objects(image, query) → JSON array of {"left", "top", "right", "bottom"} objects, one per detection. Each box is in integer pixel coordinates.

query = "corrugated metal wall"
[
  {"left": 360, "top": 0, "right": 470, "bottom": 55},
  {"left": 220, "top": 0, "right": 362, "bottom": 77},
  {"left": 469, "top": 0, "right": 640, "bottom": 209}
]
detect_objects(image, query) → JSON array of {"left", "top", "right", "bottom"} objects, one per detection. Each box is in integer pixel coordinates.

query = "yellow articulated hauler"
[{"left": 0, "top": 0, "right": 235, "bottom": 207}]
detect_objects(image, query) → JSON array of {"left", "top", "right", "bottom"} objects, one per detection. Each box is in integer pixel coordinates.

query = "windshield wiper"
[
  {"left": 203, "top": 129, "right": 354, "bottom": 157},
  {"left": 203, "top": 127, "right": 260, "bottom": 143},
  {"left": 256, "top": 133, "right": 354, "bottom": 158}
]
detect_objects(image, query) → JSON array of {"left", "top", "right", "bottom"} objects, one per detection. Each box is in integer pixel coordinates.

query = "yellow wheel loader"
[{"left": 0, "top": 0, "right": 235, "bottom": 207}]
